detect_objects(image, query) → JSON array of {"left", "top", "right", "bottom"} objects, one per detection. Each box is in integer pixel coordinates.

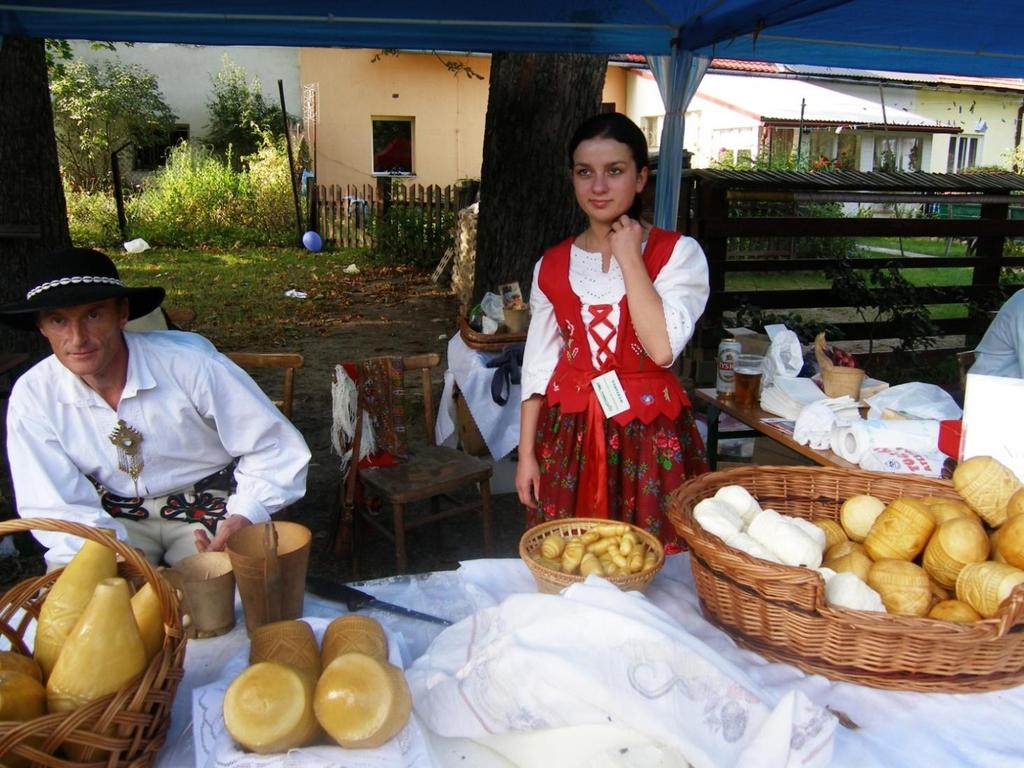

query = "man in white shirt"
[
  {"left": 1, "top": 247, "right": 311, "bottom": 568},
  {"left": 970, "top": 288, "right": 1024, "bottom": 379}
]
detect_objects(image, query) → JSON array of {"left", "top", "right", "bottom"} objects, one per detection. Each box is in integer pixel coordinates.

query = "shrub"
[
  {"left": 65, "top": 184, "right": 122, "bottom": 246},
  {"left": 206, "top": 57, "right": 286, "bottom": 167},
  {"left": 51, "top": 59, "right": 176, "bottom": 190},
  {"left": 131, "top": 142, "right": 252, "bottom": 246},
  {"left": 119, "top": 138, "right": 300, "bottom": 247},
  {"left": 244, "top": 134, "right": 300, "bottom": 245},
  {"left": 368, "top": 204, "right": 454, "bottom": 268}
]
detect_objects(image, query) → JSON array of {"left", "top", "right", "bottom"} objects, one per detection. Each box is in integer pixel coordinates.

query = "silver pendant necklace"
[{"left": 108, "top": 419, "right": 144, "bottom": 496}]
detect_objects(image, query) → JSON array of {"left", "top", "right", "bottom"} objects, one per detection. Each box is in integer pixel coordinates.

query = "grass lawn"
[
  {"left": 113, "top": 246, "right": 376, "bottom": 349},
  {"left": 857, "top": 236, "right": 970, "bottom": 258}
]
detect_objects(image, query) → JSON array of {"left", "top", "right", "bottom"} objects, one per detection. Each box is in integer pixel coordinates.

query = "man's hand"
[{"left": 195, "top": 514, "right": 252, "bottom": 553}]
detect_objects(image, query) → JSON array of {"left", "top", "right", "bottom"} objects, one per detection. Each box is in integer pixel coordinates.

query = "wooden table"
[{"left": 694, "top": 387, "right": 859, "bottom": 471}]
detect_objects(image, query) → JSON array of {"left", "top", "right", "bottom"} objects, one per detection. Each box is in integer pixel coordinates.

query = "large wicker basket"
[
  {"left": 667, "top": 466, "right": 1024, "bottom": 693},
  {"left": 0, "top": 519, "right": 187, "bottom": 766},
  {"left": 520, "top": 518, "right": 664, "bottom": 594}
]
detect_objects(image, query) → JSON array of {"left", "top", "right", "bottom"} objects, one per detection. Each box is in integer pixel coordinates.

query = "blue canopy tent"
[{"left": 4, "top": 0, "right": 1024, "bottom": 227}]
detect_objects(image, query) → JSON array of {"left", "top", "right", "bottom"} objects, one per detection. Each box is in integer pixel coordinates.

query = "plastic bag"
[
  {"left": 865, "top": 382, "right": 962, "bottom": 421},
  {"left": 123, "top": 238, "right": 150, "bottom": 254},
  {"left": 762, "top": 324, "right": 803, "bottom": 388},
  {"left": 480, "top": 292, "right": 505, "bottom": 323}
]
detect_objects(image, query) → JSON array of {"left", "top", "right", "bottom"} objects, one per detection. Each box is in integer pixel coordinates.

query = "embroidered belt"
[{"left": 92, "top": 465, "right": 236, "bottom": 535}]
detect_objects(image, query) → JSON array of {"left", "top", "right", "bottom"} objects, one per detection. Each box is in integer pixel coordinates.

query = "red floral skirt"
[{"left": 527, "top": 402, "right": 709, "bottom": 548}]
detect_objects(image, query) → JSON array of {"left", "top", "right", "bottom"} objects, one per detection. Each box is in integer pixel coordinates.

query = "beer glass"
[{"left": 734, "top": 354, "right": 764, "bottom": 408}]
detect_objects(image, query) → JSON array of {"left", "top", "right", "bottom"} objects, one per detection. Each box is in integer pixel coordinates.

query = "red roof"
[{"left": 709, "top": 58, "right": 782, "bottom": 73}]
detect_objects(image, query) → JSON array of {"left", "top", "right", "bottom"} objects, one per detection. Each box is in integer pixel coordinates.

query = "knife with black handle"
[{"left": 306, "top": 575, "right": 453, "bottom": 626}]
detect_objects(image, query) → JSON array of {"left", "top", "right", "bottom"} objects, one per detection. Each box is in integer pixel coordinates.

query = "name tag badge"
[{"left": 591, "top": 370, "right": 630, "bottom": 419}]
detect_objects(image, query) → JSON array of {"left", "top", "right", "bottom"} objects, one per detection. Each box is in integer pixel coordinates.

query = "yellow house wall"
[
  {"left": 301, "top": 50, "right": 630, "bottom": 188},
  {"left": 301, "top": 49, "right": 491, "bottom": 189},
  {"left": 911, "top": 89, "right": 1022, "bottom": 171}
]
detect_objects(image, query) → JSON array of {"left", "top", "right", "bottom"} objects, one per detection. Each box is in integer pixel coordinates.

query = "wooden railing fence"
[{"left": 678, "top": 169, "right": 1024, "bottom": 386}]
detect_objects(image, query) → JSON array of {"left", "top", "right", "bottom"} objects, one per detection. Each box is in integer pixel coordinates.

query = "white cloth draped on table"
[
  {"left": 436, "top": 335, "right": 521, "bottom": 460},
  {"left": 406, "top": 577, "right": 836, "bottom": 768}
]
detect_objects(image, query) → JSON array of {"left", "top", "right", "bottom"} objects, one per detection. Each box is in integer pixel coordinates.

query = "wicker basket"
[
  {"left": 458, "top": 315, "right": 526, "bottom": 351},
  {"left": 0, "top": 519, "right": 187, "bottom": 767},
  {"left": 667, "top": 466, "right": 1024, "bottom": 693},
  {"left": 519, "top": 518, "right": 664, "bottom": 594},
  {"left": 814, "top": 332, "right": 865, "bottom": 399}
]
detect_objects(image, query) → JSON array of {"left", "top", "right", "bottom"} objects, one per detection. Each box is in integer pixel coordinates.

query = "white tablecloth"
[
  {"left": 435, "top": 334, "right": 521, "bottom": 460},
  {"left": 159, "top": 556, "right": 1024, "bottom": 768}
]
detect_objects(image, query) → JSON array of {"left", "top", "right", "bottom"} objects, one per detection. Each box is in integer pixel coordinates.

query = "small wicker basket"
[
  {"left": 667, "top": 466, "right": 1024, "bottom": 693},
  {"left": 814, "top": 332, "right": 865, "bottom": 399},
  {"left": 0, "top": 518, "right": 187, "bottom": 767},
  {"left": 519, "top": 518, "right": 664, "bottom": 594},
  {"left": 458, "top": 315, "right": 526, "bottom": 351}
]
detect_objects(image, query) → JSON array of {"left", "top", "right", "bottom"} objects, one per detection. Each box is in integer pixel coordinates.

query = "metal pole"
[
  {"left": 796, "top": 98, "right": 806, "bottom": 168},
  {"left": 110, "top": 142, "right": 131, "bottom": 242},
  {"left": 279, "top": 79, "right": 304, "bottom": 244}
]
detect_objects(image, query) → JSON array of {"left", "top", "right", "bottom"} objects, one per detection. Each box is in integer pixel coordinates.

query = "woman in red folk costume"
[{"left": 515, "top": 112, "right": 710, "bottom": 549}]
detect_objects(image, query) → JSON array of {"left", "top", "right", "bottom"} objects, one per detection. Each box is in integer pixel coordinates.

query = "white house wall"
[
  {"left": 625, "top": 68, "right": 1022, "bottom": 173},
  {"left": 626, "top": 68, "right": 760, "bottom": 168},
  {"left": 67, "top": 41, "right": 301, "bottom": 139}
]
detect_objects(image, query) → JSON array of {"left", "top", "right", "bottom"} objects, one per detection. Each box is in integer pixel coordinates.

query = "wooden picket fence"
[{"left": 307, "top": 181, "right": 462, "bottom": 263}]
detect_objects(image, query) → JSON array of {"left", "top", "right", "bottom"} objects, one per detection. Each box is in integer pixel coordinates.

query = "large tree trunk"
[
  {"left": 473, "top": 53, "right": 606, "bottom": 306},
  {"left": 0, "top": 36, "right": 69, "bottom": 356}
]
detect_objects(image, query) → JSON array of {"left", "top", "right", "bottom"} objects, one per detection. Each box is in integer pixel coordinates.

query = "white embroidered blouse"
[{"left": 520, "top": 235, "right": 709, "bottom": 400}]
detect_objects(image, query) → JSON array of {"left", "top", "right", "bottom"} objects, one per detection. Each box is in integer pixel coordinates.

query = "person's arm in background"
[
  {"left": 516, "top": 396, "right": 544, "bottom": 508},
  {"left": 189, "top": 352, "right": 312, "bottom": 552},
  {"left": 517, "top": 261, "right": 560, "bottom": 509}
]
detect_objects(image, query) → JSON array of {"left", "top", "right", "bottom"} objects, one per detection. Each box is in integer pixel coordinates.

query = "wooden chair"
[
  {"left": 226, "top": 352, "right": 304, "bottom": 420},
  {"left": 333, "top": 354, "right": 493, "bottom": 575}
]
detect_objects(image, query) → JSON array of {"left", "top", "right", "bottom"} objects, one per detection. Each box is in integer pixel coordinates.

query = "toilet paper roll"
[{"left": 831, "top": 419, "right": 941, "bottom": 464}]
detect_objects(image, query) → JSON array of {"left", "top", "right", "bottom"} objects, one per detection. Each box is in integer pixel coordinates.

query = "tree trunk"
[
  {"left": 473, "top": 53, "right": 607, "bottom": 306},
  {"left": 0, "top": 36, "right": 70, "bottom": 356}
]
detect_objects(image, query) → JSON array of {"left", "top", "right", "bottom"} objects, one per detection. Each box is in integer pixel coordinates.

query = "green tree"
[
  {"left": 206, "top": 57, "right": 286, "bottom": 167},
  {"left": 50, "top": 59, "right": 176, "bottom": 190}
]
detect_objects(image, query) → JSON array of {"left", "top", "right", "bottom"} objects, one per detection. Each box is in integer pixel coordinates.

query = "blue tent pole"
[{"left": 649, "top": 45, "right": 708, "bottom": 230}]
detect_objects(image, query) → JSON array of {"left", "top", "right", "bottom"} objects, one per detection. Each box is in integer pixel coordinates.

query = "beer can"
[{"left": 716, "top": 338, "right": 742, "bottom": 397}]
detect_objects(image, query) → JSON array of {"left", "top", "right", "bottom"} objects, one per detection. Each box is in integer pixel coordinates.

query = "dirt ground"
[{"left": 245, "top": 268, "right": 526, "bottom": 583}]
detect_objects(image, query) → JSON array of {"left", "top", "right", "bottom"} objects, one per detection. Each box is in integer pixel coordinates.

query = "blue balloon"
[{"left": 302, "top": 230, "right": 322, "bottom": 253}]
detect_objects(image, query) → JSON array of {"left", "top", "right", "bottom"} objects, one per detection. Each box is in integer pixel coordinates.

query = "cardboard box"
[{"left": 726, "top": 327, "right": 771, "bottom": 357}]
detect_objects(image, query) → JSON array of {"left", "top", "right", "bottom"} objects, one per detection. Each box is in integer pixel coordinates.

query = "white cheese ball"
[
  {"left": 787, "top": 516, "right": 828, "bottom": 551},
  {"left": 824, "top": 572, "right": 886, "bottom": 612},
  {"left": 725, "top": 532, "right": 781, "bottom": 563},
  {"left": 748, "top": 509, "right": 823, "bottom": 568},
  {"left": 713, "top": 485, "right": 762, "bottom": 527},
  {"left": 693, "top": 498, "right": 744, "bottom": 540}
]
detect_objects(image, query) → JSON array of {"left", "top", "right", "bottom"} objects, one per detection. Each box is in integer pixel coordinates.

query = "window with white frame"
[
  {"left": 873, "top": 135, "right": 923, "bottom": 172},
  {"left": 947, "top": 136, "right": 980, "bottom": 172},
  {"left": 371, "top": 117, "right": 414, "bottom": 175}
]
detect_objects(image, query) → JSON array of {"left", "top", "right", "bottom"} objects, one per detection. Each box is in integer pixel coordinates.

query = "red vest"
[{"left": 538, "top": 226, "right": 691, "bottom": 426}]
